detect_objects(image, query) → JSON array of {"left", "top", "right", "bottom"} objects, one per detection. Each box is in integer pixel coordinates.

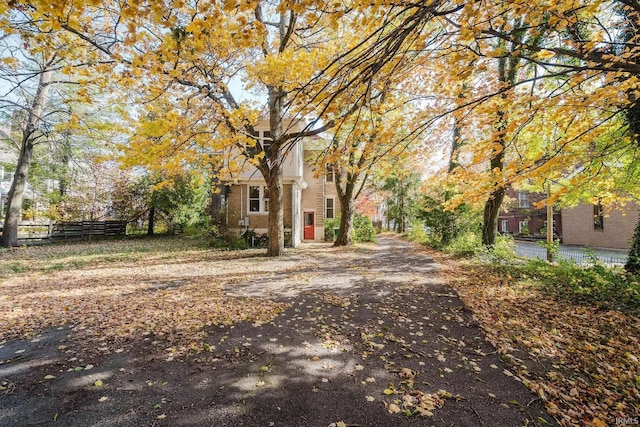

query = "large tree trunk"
[
  {"left": 481, "top": 187, "right": 506, "bottom": 246},
  {"left": 2, "top": 67, "right": 53, "bottom": 247},
  {"left": 335, "top": 179, "right": 356, "bottom": 246},
  {"left": 266, "top": 163, "right": 284, "bottom": 256},
  {"left": 2, "top": 143, "right": 34, "bottom": 247},
  {"left": 335, "top": 195, "right": 355, "bottom": 246},
  {"left": 264, "top": 76, "right": 286, "bottom": 256},
  {"left": 480, "top": 46, "right": 515, "bottom": 247}
]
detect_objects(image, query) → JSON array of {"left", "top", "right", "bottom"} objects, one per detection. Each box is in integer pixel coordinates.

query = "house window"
[
  {"left": 248, "top": 185, "right": 269, "bottom": 213},
  {"left": 518, "top": 192, "right": 530, "bottom": 208},
  {"left": 501, "top": 219, "right": 509, "bottom": 233},
  {"left": 249, "top": 185, "right": 260, "bottom": 212},
  {"left": 326, "top": 165, "right": 334, "bottom": 182},
  {"left": 594, "top": 203, "right": 604, "bottom": 231},
  {"left": 326, "top": 198, "right": 334, "bottom": 219},
  {"left": 246, "top": 130, "right": 272, "bottom": 159},
  {"left": 518, "top": 220, "right": 529, "bottom": 234}
]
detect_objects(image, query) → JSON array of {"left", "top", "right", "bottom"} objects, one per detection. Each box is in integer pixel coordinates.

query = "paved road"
[
  {"left": 515, "top": 240, "right": 628, "bottom": 266},
  {"left": 0, "top": 237, "right": 555, "bottom": 427}
]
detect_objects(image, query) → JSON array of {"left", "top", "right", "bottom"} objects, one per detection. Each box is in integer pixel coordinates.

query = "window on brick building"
[
  {"left": 593, "top": 203, "right": 604, "bottom": 231},
  {"left": 519, "top": 220, "right": 529, "bottom": 234},
  {"left": 518, "top": 192, "right": 530, "bottom": 208},
  {"left": 248, "top": 185, "right": 269, "bottom": 213}
]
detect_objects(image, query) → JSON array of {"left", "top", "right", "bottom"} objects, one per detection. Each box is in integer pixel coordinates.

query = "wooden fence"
[
  {"left": 50, "top": 221, "right": 127, "bottom": 241},
  {"left": 0, "top": 221, "right": 127, "bottom": 244}
]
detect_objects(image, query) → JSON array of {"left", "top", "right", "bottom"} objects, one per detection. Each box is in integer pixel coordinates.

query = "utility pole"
[{"left": 546, "top": 182, "right": 553, "bottom": 262}]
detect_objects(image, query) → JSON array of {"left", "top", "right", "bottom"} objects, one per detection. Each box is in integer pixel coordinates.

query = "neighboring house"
[
  {"left": 498, "top": 187, "right": 562, "bottom": 238},
  {"left": 356, "top": 193, "right": 385, "bottom": 230},
  {"left": 562, "top": 201, "right": 639, "bottom": 249},
  {"left": 224, "top": 121, "right": 340, "bottom": 247}
]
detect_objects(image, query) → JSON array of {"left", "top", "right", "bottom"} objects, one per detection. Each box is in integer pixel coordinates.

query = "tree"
[
  {"left": 0, "top": 9, "right": 112, "bottom": 246},
  {"left": 322, "top": 89, "right": 421, "bottom": 246},
  {"left": 4, "top": 1, "right": 468, "bottom": 254},
  {"left": 54, "top": 1, "right": 390, "bottom": 256},
  {"left": 0, "top": 48, "right": 55, "bottom": 246},
  {"left": 378, "top": 168, "right": 421, "bottom": 234},
  {"left": 9, "top": 0, "right": 640, "bottom": 259}
]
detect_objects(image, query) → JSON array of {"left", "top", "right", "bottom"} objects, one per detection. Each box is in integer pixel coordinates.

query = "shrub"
[
  {"left": 406, "top": 220, "right": 430, "bottom": 246},
  {"left": 480, "top": 234, "right": 518, "bottom": 265},
  {"left": 444, "top": 231, "right": 482, "bottom": 257},
  {"left": 353, "top": 214, "right": 376, "bottom": 243},
  {"left": 523, "top": 258, "right": 640, "bottom": 313},
  {"left": 324, "top": 217, "right": 340, "bottom": 241},
  {"left": 323, "top": 215, "right": 376, "bottom": 243}
]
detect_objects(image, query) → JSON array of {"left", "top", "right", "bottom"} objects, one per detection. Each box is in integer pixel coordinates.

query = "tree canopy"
[{"left": 1, "top": 0, "right": 639, "bottom": 256}]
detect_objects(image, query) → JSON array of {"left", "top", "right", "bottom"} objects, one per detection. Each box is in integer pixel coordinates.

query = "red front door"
[{"left": 304, "top": 212, "right": 315, "bottom": 240}]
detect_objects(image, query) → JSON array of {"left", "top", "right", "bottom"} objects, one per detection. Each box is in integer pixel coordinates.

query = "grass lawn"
[{"left": 0, "top": 236, "right": 286, "bottom": 350}]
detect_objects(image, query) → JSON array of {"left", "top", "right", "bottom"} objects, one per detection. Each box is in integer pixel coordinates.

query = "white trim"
[
  {"left": 518, "top": 192, "right": 530, "bottom": 208},
  {"left": 247, "top": 185, "right": 269, "bottom": 215},
  {"left": 501, "top": 219, "right": 509, "bottom": 233},
  {"left": 518, "top": 220, "right": 528, "bottom": 233}
]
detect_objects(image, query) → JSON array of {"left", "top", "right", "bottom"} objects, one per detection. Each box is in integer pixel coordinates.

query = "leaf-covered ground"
[
  {"left": 1, "top": 236, "right": 557, "bottom": 426},
  {"left": 0, "top": 238, "right": 287, "bottom": 352},
  {"left": 428, "top": 248, "right": 640, "bottom": 427}
]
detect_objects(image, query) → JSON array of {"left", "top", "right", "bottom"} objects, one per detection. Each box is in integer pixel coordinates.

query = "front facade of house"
[
  {"left": 224, "top": 123, "right": 339, "bottom": 247},
  {"left": 562, "top": 202, "right": 638, "bottom": 249}
]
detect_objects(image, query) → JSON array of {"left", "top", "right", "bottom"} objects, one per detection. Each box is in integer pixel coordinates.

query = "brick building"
[
  {"left": 498, "top": 187, "right": 562, "bottom": 238},
  {"left": 561, "top": 202, "right": 639, "bottom": 249}
]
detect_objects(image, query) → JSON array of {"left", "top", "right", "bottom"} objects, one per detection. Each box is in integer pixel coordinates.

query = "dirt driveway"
[{"left": 0, "top": 236, "right": 554, "bottom": 426}]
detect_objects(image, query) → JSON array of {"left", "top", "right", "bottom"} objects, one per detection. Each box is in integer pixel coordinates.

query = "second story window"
[
  {"left": 246, "top": 130, "right": 272, "bottom": 159},
  {"left": 518, "top": 192, "right": 529, "bottom": 208},
  {"left": 326, "top": 165, "right": 334, "bottom": 182}
]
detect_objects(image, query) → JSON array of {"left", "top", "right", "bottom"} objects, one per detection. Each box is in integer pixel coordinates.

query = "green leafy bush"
[
  {"left": 443, "top": 231, "right": 482, "bottom": 257},
  {"left": 353, "top": 214, "right": 376, "bottom": 243},
  {"left": 324, "top": 217, "right": 340, "bottom": 241},
  {"left": 323, "top": 215, "right": 376, "bottom": 243},
  {"left": 405, "top": 220, "right": 430, "bottom": 245},
  {"left": 523, "top": 258, "right": 640, "bottom": 313},
  {"left": 480, "top": 234, "right": 518, "bottom": 265}
]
